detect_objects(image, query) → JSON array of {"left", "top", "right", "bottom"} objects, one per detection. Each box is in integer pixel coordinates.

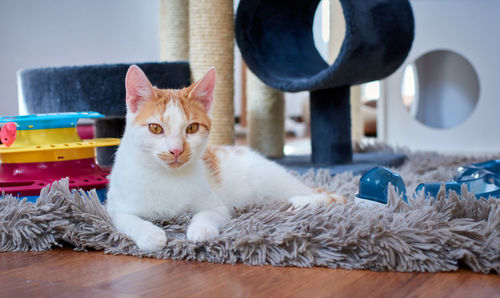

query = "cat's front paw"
[
  {"left": 186, "top": 223, "right": 219, "bottom": 242},
  {"left": 135, "top": 225, "right": 167, "bottom": 251}
]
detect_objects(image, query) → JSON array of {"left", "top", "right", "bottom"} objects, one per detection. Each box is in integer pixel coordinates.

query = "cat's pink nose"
[{"left": 169, "top": 148, "right": 184, "bottom": 159}]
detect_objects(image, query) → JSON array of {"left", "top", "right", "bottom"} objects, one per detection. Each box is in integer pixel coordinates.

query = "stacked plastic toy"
[{"left": 0, "top": 112, "right": 120, "bottom": 202}]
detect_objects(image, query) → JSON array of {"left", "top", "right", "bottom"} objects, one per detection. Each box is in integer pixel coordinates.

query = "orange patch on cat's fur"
[
  {"left": 133, "top": 89, "right": 169, "bottom": 126},
  {"left": 315, "top": 187, "right": 347, "bottom": 204},
  {"left": 203, "top": 146, "right": 222, "bottom": 184},
  {"left": 177, "top": 87, "right": 211, "bottom": 130},
  {"left": 328, "top": 193, "right": 347, "bottom": 204},
  {"left": 212, "top": 146, "right": 229, "bottom": 155},
  {"left": 133, "top": 87, "right": 211, "bottom": 131},
  {"left": 315, "top": 187, "right": 327, "bottom": 194}
]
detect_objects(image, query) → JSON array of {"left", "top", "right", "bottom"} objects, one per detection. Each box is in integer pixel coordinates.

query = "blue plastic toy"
[
  {"left": 357, "top": 161, "right": 500, "bottom": 204},
  {"left": 414, "top": 182, "right": 463, "bottom": 198},
  {"left": 455, "top": 160, "right": 500, "bottom": 181},
  {"left": 415, "top": 174, "right": 500, "bottom": 199},
  {"left": 356, "top": 167, "right": 408, "bottom": 204},
  {"left": 417, "top": 160, "right": 500, "bottom": 199}
]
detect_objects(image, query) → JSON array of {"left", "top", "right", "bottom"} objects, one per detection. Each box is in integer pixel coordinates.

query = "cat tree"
[
  {"left": 161, "top": 0, "right": 285, "bottom": 154},
  {"left": 246, "top": 70, "right": 285, "bottom": 157},
  {"left": 159, "top": 0, "right": 189, "bottom": 61},
  {"left": 236, "top": 0, "right": 414, "bottom": 173}
]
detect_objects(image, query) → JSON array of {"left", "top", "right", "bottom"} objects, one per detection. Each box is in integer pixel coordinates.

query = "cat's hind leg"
[
  {"left": 288, "top": 187, "right": 347, "bottom": 208},
  {"left": 249, "top": 158, "right": 346, "bottom": 207}
]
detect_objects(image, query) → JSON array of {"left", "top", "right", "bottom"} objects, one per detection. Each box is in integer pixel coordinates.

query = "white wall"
[
  {"left": 380, "top": 0, "right": 500, "bottom": 154},
  {"left": 0, "top": 0, "right": 327, "bottom": 119},
  {"left": 0, "top": 0, "right": 160, "bottom": 116}
]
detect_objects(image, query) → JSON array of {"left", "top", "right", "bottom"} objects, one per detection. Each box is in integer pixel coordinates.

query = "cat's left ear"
[{"left": 189, "top": 67, "right": 216, "bottom": 113}]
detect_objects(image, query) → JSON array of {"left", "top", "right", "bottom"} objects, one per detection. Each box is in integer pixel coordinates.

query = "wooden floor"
[{"left": 1, "top": 248, "right": 499, "bottom": 298}]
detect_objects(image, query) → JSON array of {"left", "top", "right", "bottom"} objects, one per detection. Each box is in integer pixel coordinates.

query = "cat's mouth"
[
  {"left": 157, "top": 152, "right": 187, "bottom": 169},
  {"left": 168, "top": 160, "right": 184, "bottom": 168}
]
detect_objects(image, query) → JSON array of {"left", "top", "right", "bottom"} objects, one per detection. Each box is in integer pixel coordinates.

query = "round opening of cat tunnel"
[
  {"left": 400, "top": 49, "right": 480, "bottom": 129},
  {"left": 312, "top": 0, "right": 346, "bottom": 66}
]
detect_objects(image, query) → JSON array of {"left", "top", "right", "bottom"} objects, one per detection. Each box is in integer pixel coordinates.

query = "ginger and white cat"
[{"left": 106, "top": 65, "right": 345, "bottom": 251}]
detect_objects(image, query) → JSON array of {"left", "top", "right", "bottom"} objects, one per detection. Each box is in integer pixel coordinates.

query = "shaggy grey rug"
[{"left": 1, "top": 148, "right": 499, "bottom": 274}]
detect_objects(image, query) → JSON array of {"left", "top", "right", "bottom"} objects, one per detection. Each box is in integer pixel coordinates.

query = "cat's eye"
[
  {"left": 186, "top": 123, "right": 199, "bottom": 134},
  {"left": 148, "top": 123, "right": 164, "bottom": 134}
]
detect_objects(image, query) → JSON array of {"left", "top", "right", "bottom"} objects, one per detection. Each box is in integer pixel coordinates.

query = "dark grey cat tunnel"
[{"left": 235, "top": 0, "right": 414, "bottom": 169}]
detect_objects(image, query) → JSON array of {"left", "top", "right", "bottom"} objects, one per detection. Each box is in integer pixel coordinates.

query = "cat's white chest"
[{"left": 107, "top": 158, "right": 211, "bottom": 219}]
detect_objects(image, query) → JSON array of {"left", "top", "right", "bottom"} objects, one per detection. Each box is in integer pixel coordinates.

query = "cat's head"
[{"left": 124, "top": 65, "right": 215, "bottom": 170}]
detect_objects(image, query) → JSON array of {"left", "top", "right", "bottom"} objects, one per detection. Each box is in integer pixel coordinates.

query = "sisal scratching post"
[
  {"left": 246, "top": 70, "right": 285, "bottom": 158},
  {"left": 159, "top": 0, "right": 189, "bottom": 61},
  {"left": 189, "top": 0, "right": 234, "bottom": 145}
]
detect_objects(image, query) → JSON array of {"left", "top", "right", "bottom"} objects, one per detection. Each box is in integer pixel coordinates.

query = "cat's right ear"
[{"left": 125, "top": 65, "right": 154, "bottom": 113}]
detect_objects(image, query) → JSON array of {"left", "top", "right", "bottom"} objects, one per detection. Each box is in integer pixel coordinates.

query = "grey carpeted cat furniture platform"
[
  {"left": 236, "top": 0, "right": 414, "bottom": 174},
  {"left": 17, "top": 62, "right": 191, "bottom": 166}
]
